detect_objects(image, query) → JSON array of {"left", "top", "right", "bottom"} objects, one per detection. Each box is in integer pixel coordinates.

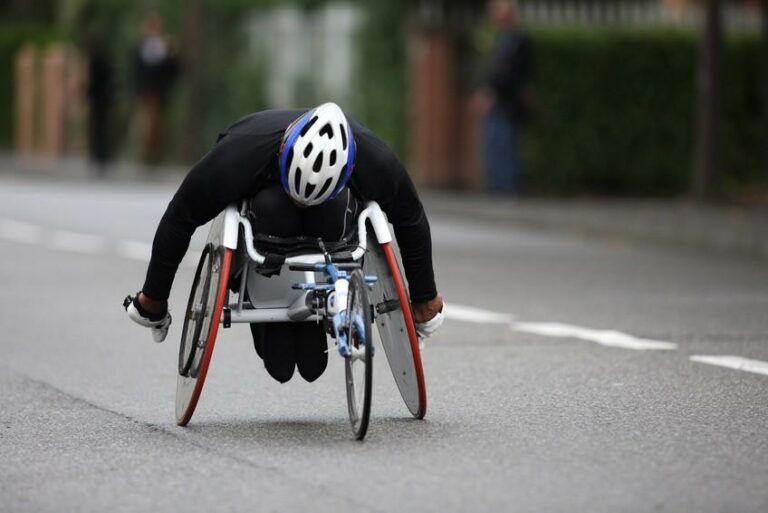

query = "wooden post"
[
  {"left": 15, "top": 45, "right": 36, "bottom": 156},
  {"left": 410, "top": 27, "right": 458, "bottom": 186},
  {"left": 458, "top": 96, "right": 484, "bottom": 190},
  {"left": 41, "top": 44, "right": 67, "bottom": 157}
]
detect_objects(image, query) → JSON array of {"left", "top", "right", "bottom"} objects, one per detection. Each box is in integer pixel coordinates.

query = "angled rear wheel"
[{"left": 363, "top": 239, "right": 427, "bottom": 419}]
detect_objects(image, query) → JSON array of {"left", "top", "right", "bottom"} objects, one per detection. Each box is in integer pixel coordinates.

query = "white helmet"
[{"left": 279, "top": 102, "right": 356, "bottom": 206}]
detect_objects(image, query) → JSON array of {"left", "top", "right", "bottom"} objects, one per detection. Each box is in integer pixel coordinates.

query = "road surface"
[{"left": 1, "top": 175, "right": 767, "bottom": 512}]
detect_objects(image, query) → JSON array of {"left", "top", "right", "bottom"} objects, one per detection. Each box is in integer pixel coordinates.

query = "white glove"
[
  {"left": 415, "top": 310, "right": 444, "bottom": 341},
  {"left": 123, "top": 295, "right": 172, "bottom": 343}
]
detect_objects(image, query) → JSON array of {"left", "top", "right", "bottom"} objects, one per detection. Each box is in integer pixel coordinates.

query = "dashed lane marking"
[
  {"left": 690, "top": 355, "right": 768, "bottom": 377},
  {"left": 513, "top": 322, "right": 678, "bottom": 351},
  {"left": 0, "top": 219, "right": 43, "bottom": 244},
  {"left": 115, "top": 240, "right": 153, "bottom": 262},
  {"left": 444, "top": 303, "right": 513, "bottom": 324},
  {"left": 49, "top": 230, "right": 107, "bottom": 254},
  {"left": 5, "top": 217, "right": 765, "bottom": 374}
]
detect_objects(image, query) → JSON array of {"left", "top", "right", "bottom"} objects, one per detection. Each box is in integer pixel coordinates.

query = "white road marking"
[
  {"left": 115, "top": 240, "right": 153, "bottom": 262},
  {"left": 513, "top": 322, "right": 677, "bottom": 351},
  {"left": 49, "top": 230, "right": 106, "bottom": 254},
  {"left": 11, "top": 219, "right": 768, "bottom": 377},
  {"left": 0, "top": 219, "right": 43, "bottom": 244},
  {"left": 444, "top": 303, "right": 513, "bottom": 324},
  {"left": 690, "top": 355, "right": 768, "bottom": 377}
]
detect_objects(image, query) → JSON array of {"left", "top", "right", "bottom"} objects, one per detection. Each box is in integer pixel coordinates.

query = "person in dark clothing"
[
  {"left": 133, "top": 13, "right": 179, "bottom": 164},
  {"left": 85, "top": 34, "right": 115, "bottom": 174},
  {"left": 480, "top": 0, "right": 534, "bottom": 193},
  {"left": 125, "top": 103, "right": 444, "bottom": 383}
]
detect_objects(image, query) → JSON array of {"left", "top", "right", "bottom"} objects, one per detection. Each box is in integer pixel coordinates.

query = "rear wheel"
[
  {"left": 363, "top": 239, "right": 427, "bottom": 419},
  {"left": 345, "top": 269, "right": 373, "bottom": 440}
]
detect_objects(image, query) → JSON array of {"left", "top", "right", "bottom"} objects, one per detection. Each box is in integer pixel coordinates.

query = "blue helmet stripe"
[
  {"left": 279, "top": 109, "right": 315, "bottom": 193},
  {"left": 329, "top": 123, "right": 355, "bottom": 200}
]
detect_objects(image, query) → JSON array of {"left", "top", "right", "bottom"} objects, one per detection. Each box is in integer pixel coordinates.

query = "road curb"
[
  {"left": 421, "top": 191, "right": 768, "bottom": 261},
  {"left": 3, "top": 152, "right": 766, "bottom": 261}
]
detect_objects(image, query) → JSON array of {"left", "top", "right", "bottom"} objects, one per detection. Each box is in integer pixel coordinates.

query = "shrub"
[{"left": 523, "top": 26, "right": 762, "bottom": 195}]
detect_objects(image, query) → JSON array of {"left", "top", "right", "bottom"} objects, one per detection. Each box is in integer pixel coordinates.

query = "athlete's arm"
[
  {"left": 385, "top": 171, "right": 444, "bottom": 325},
  {"left": 350, "top": 121, "right": 442, "bottom": 321},
  {"left": 140, "top": 133, "right": 270, "bottom": 306}
]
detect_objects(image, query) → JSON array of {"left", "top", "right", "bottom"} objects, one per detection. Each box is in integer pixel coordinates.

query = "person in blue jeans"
[{"left": 479, "top": 0, "right": 533, "bottom": 194}]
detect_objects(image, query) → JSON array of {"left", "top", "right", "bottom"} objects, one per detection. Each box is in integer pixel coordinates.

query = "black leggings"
[{"left": 247, "top": 185, "right": 359, "bottom": 383}]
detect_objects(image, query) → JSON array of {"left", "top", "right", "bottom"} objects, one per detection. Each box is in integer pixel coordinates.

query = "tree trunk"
[
  {"left": 181, "top": 0, "right": 205, "bottom": 164},
  {"left": 761, "top": 0, "right": 768, "bottom": 180},
  {"left": 692, "top": 0, "right": 723, "bottom": 200}
]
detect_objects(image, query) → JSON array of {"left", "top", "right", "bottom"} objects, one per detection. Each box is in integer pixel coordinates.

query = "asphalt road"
[{"left": 1, "top": 174, "right": 767, "bottom": 513}]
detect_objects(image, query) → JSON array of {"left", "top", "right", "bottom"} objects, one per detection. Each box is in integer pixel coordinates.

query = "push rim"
[{"left": 179, "top": 244, "right": 213, "bottom": 376}]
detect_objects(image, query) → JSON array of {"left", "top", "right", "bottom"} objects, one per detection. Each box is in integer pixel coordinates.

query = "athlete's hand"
[
  {"left": 123, "top": 292, "right": 172, "bottom": 343},
  {"left": 412, "top": 293, "right": 444, "bottom": 340}
]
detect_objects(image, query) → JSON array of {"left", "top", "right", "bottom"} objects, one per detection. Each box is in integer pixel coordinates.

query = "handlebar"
[{"left": 227, "top": 201, "right": 392, "bottom": 266}]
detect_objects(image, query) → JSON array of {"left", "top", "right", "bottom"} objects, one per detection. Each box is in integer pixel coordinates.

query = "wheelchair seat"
[{"left": 252, "top": 233, "right": 359, "bottom": 263}]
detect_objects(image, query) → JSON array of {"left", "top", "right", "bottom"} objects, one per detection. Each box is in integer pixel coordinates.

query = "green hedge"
[
  {"left": 523, "top": 26, "right": 763, "bottom": 195},
  {"left": 0, "top": 23, "right": 67, "bottom": 147},
  {"left": 355, "top": 0, "right": 408, "bottom": 157}
]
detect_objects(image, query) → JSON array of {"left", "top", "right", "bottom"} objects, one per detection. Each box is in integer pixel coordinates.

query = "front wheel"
[
  {"left": 175, "top": 244, "right": 232, "bottom": 426},
  {"left": 345, "top": 269, "right": 373, "bottom": 440}
]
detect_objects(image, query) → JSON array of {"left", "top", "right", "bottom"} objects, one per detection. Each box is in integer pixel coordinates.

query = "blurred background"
[
  {"left": 1, "top": 0, "right": 765, "bottom": 201},
  {"left": 3, "top": 4, "right": 768, "bottom": 510}
]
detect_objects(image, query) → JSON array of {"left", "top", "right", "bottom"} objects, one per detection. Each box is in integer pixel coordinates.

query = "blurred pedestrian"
[
  {"left": 85, "top": 32, "right": 115, "bottom": 175},
  {"left": 475, "top": 0, "right": 534, "bottom": 194},
  {"left": 133, "top": 13, "right": 179, "bottom": 165}
]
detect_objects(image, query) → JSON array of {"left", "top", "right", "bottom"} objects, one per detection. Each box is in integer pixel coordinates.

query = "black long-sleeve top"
[
  {"left": 142, "top": 109, "right": 437, "bottom": 304},
  {"left": 488, "top": 29, "right": 533, "bottom": 121}
]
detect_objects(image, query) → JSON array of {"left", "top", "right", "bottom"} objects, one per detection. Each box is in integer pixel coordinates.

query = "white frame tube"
[
  {"left": 227, "top": 308, "right": 320, "bottom": 324},
  {"left": 221, "top": 201, "right": 391, "bottom": 265}
]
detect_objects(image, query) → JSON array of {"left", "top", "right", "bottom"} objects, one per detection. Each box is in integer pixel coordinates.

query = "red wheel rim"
[
  {"left": 177, "top": 248, "right": 233, "bottom": 426},
  {"left": 381, "top": 242, "right": 427, "bottom": 419}
]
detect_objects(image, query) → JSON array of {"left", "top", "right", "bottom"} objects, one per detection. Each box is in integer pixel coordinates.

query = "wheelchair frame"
[{"left": 174, "top": 200, "right": 427, "bottom": 434}]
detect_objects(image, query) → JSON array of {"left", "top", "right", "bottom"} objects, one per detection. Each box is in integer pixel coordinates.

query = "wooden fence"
[{"left": 15, "top": 43, "right": 86, "bottom": 158}]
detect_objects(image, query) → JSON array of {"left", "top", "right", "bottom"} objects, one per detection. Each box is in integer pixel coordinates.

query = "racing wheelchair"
[{"left": 175, "top": 201, "right": 427, "bottom": 440}]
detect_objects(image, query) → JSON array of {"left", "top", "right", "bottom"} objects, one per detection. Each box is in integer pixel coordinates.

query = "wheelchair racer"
[{"left": 125, "top": 102, "right": 444, "bottom": 383}]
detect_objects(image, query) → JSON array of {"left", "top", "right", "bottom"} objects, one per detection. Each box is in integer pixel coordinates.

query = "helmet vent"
[
  {"left": 340, "top": 124, "right": 347, "bottom": 150},
  {"left": 316, "top": 177, "right": 333, "bottom": 199},
  {"left": 305, "top": 182, "right": 316, "bottom": 198},
  {"left": 300, "top": 115, "right": 319, "bottom": 137},
  {"left": 329, "top": 150, "right": 337, "bottom": 166},
  {"left": 313, "top": 153, "right": 323, "bottom": 172},
  {"left": 319, "top": 123, "right": 333, "bottom": 139},
  {"left": 294, "top": 169, "right": 302, "bottom": 193},
  {"left": 303, "top": 142, "right": 313, "bottom": 158}
]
